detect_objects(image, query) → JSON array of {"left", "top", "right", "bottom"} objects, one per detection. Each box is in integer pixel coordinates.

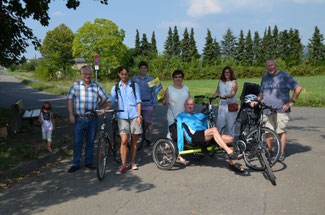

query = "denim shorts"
[{"left": 118, "top": 117, "right": 142, "bottom": 135}]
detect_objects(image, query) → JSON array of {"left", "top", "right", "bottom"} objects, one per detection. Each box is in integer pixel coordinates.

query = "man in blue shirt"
[
  {"left": 132, "top": 61, "right": 158, "bottom": 145},
  {"left": 257, "top": 59, "right": 302, "bottom": 161},
  {"left": 176, "top": 98, "right": 244, "bottom": 172},
  {"left": 103, "top": 66, "right": 142, "bottom": 174}
]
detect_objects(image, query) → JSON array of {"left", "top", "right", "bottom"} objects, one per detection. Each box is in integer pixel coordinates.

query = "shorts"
[
  {"left": 42, "top": 130, "right": 52, "bottom": 142},
  {"left": 118, "top": 117, "right": 142, "bottom": 135},
  {"left": 263, "top": 112, "right": 290, "bottom": 134},
  {"left": 192, "top": 130, "right": 205, "bottom": 145},
  {"left": 141, "top": 106, "right": 154, "bottom": 124}
]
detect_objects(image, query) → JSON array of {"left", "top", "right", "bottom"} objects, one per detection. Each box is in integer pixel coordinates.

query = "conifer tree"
[
  {"left": 172, "top": 26, "right": 181, "bottom": 56},
  {"left": 213, "top": 38, "right": 221, "bottom": 63},
  {"left": 181, "top": 28, "right": 191, "bottom": 62},
  {"left": 288, "top": 29, "right": 303, "bottom": 65},
  {"left": 134, "top": 29, "right": 141, "bottom": 57},
  {"left": 221, "top": 28, "right": 237, "bottom": 61},
  {"left": 244, "top": 30, "right": 254, "bottom": 66},
  {"left": 278, "top": 29, "right": 290, "bottom": 61},
  {"left": 189, "top": 28, "right": 200, "bottom": 59},
  {"left": 164, "top": 27, "right": 173, "bottom": 58},
  {"left": 151, "top": 31, "right": 158, "bottom": 57},
  {"left": 140, "top": 33, "right": 151, "bottom": 57},
  {"left": 253, "top": 31, "right": 262, "bottom": 65},
  {"left": 273, "top": 25, "right": 280, "bottom": 58},
  {"left": 236, "top": 30, "right": 245, "bottom": 64},
  {"left": 202, "top": 29, "right": 214, "bottom": 65},
  {"left": 308, "top": 26, "right": 325, "bottom": 63},
  {"left": 265, "top": 26, "right": 274, "bottom": 59}
]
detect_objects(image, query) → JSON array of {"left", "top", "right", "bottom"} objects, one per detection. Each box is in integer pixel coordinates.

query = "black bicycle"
[
  {"left": 236, "top": 100, "right": 281, "bottom": 185},
  {"left": 94, "top": 109, "right": 124, "bottom": 181}
]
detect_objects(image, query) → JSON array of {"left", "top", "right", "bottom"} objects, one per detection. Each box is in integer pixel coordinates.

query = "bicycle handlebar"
[{"left": 194, "top": 95, "right": 219, "bottom": 105}]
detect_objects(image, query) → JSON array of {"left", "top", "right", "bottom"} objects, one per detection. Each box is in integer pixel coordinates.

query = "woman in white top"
[
  {"left": 213, "top": 66, "right": 238, "bottom": 138},
  {"left": 163, "top": 70, "right": 190, "bottom": 162}
]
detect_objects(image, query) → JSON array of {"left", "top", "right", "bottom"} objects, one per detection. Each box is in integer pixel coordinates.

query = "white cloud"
[
  {"left": 157, "top": 21, "right": 199, "bottom": 29},
  {"left": 53, "top": 11, "right": 66, "bottom": 17},
  {"left": 186, "top": 0, "right": 272, "bottom": 17}
]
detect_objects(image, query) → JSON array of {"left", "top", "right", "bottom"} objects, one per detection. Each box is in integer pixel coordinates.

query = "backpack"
[{"left": 115, "top": 81, "right": 136, "bottom": 101}]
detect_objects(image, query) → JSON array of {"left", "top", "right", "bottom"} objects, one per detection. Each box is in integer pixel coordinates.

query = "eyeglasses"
[
  {"left": 82, "top": 73, "right": 92, "bottom": 77},
  {"left": 173, "top": 75, "right": 183, "bottom": 79}
]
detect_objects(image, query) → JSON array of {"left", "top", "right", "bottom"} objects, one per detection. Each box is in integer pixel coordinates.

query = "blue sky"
[{"left": 24, "top": 0, "right": 325, "bottom": 59}]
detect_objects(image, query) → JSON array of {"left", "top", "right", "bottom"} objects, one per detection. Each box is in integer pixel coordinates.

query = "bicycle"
[
  {"left": 236, "top": 97, "right": 281, "bottom": 185},
  {"left": 152, "top": 95, "right": 229, "bottom": 170},
  {"left": 92, "top": 109, "right": 124, "bottom": 181}
]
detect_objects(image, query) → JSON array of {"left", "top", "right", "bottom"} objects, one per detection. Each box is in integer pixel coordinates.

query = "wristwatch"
[{"left": 290, "top": 100, "right": 296, "bottom": 103}]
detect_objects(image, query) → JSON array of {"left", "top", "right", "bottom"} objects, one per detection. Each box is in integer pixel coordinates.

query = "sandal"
[
  {"left": 229, "top": 163, "right": 245, "bottom": 173},
  {"left": 177, "top": 156, "right": 187, "bottom": 165},
  {"left": 228, "top": 151, "right": 243, "bottom": 160}
]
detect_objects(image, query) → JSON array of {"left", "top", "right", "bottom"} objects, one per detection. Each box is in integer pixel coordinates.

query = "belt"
[{"left": 75, "top": 115, "right": 97, "bottom": 119}]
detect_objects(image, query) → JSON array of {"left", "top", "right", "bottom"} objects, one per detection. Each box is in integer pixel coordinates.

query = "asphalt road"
[{"left": 1, "top": 75, "right": 325, "bottom": 215}]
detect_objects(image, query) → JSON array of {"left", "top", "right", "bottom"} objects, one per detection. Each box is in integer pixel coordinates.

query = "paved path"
[{"left": 1, "top": 75, "right": 325, "bottom": 215}]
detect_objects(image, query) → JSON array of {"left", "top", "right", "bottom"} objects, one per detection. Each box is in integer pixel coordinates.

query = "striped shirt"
[{"left": 67, "top": 80, "right": 108, "bottom": 116}]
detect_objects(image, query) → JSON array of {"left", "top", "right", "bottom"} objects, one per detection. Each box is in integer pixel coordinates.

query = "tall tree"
[
  {"left": 288, "top": 29, "right": 303, "bottom": 65},
  {"left": 202, "top": 29, "right": 214, "bottom": 65},
  {"left": 0, "top": 0, "right": 109, "bottom": 67},
  {"left": 308, "top": 26, "right": 325, "bottom": 63},
  {"left": 221, "top": 28, "right": 237, "bottom": 61},
  {"left": 140, "top": 33, "right": 151, "bottom": 57},
  {"left": 244, "top": 30, "right": 254, "bottom": 66},
  {"left": 151, "top": 31, "right": 158, "bottom": 57},
  {"left": 278, "top": 29, "right": 290, "bottom": 61},
  {"left": 164, "top": 27, "right": 173, "bottom": 58},
  {"left": 189, "top": 28, "right": 200, "bottom": 59},
  {"left": 172, "top": 26, "right": 181, "bottom": 56},
  {"left": 273, "top": 25, "right": 280, "bottom": 59},
  {"left": 181, "top": 28, "right": 191, "bottom": 62},
  {"left": 213, "top": 38, "right": 221, "bottom": 63},
  {"left": 39, "top": 24, "right": 74, "bottom": 73},
  {"left": 236, "top": 30, "right": 245, "bottom": 64},
  {"left": 253, "top": 31, "right": 263, "bottom": 65},
  {"left": 134, "top": 29, "right": 141, "bottom": 57},
  {"left": 73, "top": 19, "right": 128, "bottom": 76}
]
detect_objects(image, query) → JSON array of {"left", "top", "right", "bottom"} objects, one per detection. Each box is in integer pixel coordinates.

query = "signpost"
[{"left": 94, "top": 54, "right": 99, "bottom": 81}]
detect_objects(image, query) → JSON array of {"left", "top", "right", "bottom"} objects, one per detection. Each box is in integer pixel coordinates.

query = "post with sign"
[{"left": 94, "top": 54, "right": 100, "bottom": 82}]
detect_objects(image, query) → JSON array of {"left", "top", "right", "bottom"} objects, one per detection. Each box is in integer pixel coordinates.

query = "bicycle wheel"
[
  {"left": 96, "top": 134, "right": 109, "bottom": 181},
  {"left": 127, "top": 136, "right": 143, "bottom": 152},
  {"left": 260, "top": 150, "right": 277, "bottom": 186},
  {"left": 243, "top": 127, "right": 281, "bottom": 170},
  {"left": 112, "top": 131, "right": 121, "bottom": 163},
  {"left": 152, "top": 138, "right": 177, "bottom": 170}
]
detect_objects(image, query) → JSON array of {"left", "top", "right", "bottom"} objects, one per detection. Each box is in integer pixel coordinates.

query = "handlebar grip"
[{"left": 194, "top": 95, "right": 206, "bottom": 98}]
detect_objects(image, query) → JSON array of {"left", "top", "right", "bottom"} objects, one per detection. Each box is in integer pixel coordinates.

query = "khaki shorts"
[
  {"left": 263, "top": 113, "right": 290, "bottom": 134},
  {"left": 118, "top": 117, "right": 142, "bottom": 135}
]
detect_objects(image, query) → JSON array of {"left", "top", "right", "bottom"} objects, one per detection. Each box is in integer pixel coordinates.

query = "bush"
[{"left": 35, "top": 62, "right": 56, "bottom": 81}]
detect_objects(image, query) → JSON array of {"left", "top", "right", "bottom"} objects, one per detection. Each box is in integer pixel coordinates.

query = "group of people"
[{"left": 61, "top": 58, "right": 301, "bottom": 175}]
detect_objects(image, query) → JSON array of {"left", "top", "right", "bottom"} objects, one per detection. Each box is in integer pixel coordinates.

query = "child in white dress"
[{"left": 38, "top": 102, "right": 55, "bottom": 152}]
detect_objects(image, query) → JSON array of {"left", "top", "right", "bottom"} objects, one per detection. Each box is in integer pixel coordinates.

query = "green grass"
[{"left": 11, "top": 71, "right": 325, "bottom": 107}]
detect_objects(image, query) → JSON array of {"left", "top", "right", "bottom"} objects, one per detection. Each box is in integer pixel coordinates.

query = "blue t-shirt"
[
  {"left": 261, "top": 70, "right": 300, "bottom": 114},
  {"left": 176, "top": 112, "right": 208, "bottom": 152}
]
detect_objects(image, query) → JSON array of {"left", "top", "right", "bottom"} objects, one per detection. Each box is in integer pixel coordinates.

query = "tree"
[
  {"left": 73, "top": 19, "right": 128, "bottom": 77},
  {"left": 308, "top": 26, "right": 325, "bottom": 63},
  {"left": 273, "top": 25, "right": 280, "bottom": 59},
  {"left": 287, "top": 28, "right": 303, "bottom": 65},
  {"left": 202, "top": 29, "right": 214, "bottom": 65},
  {"left": 140, "top": 33, "right": 151, "bottom": 57},
  {"left": 164, "top": 27, "right": 173, "bottom": 58},
  {"left": 172, "top": 26, "right": 181, "bottom": 56},
  {"left": 235, "top": 30, "right": 245, "bottom": 64},
  {"left": 213, "top": 38, "right": 221, "bottom": 63},
  {"left": 134, "top": 29, "right": 141, "bottom": 57},
  {"left": 0, "top": 0, "right": 108, "bottom": 67},
  {"left": 253, "top": 31, "right": 264, "bottom": 65},
  {"left": 278, "top": 30, "right": 290, "bottom": 61},
  {"left": 181, "top": 28, "right": 191, "bottom": 62},
  {"left": 244, "top": 30, "right": 254, "bottom": 66},
  {"left": 189, "top": 28, "right": 200, "bottom": 59},
  {"left": 151, "top": 31, "right": 158, "bottom": 57},
  {"left": 39, "top": 24, "right": 74, "bottom": 73},
  {"left": 221, "top": 28, "right": 237, "bottom": 61}
]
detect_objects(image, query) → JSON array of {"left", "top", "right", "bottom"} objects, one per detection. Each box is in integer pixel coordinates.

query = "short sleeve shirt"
[{"left": 261, "top": 71, "right": 300, "bottom": 114}]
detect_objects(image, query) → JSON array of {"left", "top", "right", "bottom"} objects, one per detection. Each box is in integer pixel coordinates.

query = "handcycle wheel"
[
  {"left": 96, "top": 134, "right": 109, "bottom": 181},
  {"left": 243, "top": 127, "right": 281, "bottom": 171},
  {"left": 152, "top": 138, "right": 177, "bottom": 170},
  {"left": 260, "top": 150, "right": 277, "bottom": 186}
]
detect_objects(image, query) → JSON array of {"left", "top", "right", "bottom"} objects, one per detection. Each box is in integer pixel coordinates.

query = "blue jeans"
[{"left": 72, "top": 117, "right": 98, "bottom": 167}]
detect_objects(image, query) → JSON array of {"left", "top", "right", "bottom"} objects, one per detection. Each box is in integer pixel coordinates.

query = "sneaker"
[
  {"left": 68, "top": 166, "right": 80, "bottom": 173},
  {"left": 129, "top": 162, "right": 138, "bottom": 170},
  {"left": 279, "top": 152, "right": 285, "bottom": 162},
  {"left": 115, "top": 166, "right": 127, "bottom": 175}
]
